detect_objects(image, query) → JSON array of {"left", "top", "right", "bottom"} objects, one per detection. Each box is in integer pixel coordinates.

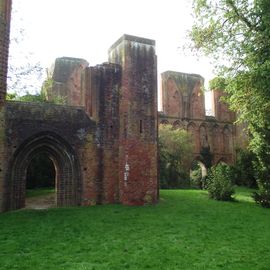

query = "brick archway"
[{"left": 6, "top": 132, "right": 81, "bottom": 210}]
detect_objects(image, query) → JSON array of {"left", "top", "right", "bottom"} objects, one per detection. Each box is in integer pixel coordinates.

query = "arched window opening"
[
  {"left": 217, "top": 158, "right": 227, "bottom": 165},
  {"left": 25, "top": 152, "right": 56, "bottom": 209}
]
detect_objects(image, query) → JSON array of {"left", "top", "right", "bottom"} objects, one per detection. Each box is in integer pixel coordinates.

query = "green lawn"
[
  {"left": 26, "top": 187, "right": 55, "bottom": 198},
  {"left": 0, "top": 188, "right": 270, "bottom": 270}
]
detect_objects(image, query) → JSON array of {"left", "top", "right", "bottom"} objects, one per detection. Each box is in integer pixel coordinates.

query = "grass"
[
  {"left": 26, "top": 187, "right": 55, "bottom": 198},
  {"left": 0, "top": 188, "right": 270, "bottom": 270}
]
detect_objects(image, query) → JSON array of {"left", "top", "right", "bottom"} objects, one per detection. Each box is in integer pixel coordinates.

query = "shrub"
[
  {"left": 206, "top": 164, "right": 235, "bottom": 201},
  {"left": 253, "top": 189, "right": 270, "bottom": 208}
]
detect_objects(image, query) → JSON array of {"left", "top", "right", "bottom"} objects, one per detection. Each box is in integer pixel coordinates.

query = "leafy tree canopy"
[
  {"left": 159, "top": 124, "right": 194, "bottom": 188},
  {"left": 209, "top": 77, "right": 227, "bottom": 91}
]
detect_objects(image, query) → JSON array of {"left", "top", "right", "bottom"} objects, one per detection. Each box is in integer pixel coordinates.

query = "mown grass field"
[{"left": 0, "top": 188, "right": 270, "bottom": 270}]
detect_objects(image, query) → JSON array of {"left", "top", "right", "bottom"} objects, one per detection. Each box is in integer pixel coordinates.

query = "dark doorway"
[{"left": 25, "top": 152, "right": 56, "bottom": 209}]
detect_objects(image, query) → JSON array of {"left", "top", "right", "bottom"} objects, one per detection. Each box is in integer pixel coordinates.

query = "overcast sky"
[{"left": 9, "top": 0, "right": 215, "bottom": 110}]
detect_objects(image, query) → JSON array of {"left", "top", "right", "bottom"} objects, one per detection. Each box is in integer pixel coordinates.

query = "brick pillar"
[
  {"left": 109, "top": 34, "right": 158, "bottom": 205},
  {"left": 0, "top": 0, "right": 11, "bottom": 212},
  {"left": 0, "top": 0, "right": 11, "bottom": 103},
  {"left": 212, "top": 89, "right": 236, "bottom": 122}
]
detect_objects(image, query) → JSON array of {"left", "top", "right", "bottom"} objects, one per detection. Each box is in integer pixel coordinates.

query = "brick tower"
[{"left": 109, "top": 34, "right": 158, "bottom": 205}]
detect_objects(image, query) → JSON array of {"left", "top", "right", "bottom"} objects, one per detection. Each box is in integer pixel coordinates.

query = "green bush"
[
  {"left": 234, "top": 149, "right": 257, "bottom": 188},
  {"left": 207, "top": 164, "right": 235, "bottom": 201},
  {"left": 190, "top": 165, "right": 202, "bottom": 188},
  {"left": 159, "top": 125, "right": 193, "bottom": 188},
  {"left": 252, "top": 166, "right": 270, "bottom": 208},
  {"left": 253, "top": 189, "right": 270, "bottom": 208}
]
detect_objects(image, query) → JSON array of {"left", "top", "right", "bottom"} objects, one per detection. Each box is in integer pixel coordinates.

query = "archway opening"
[
  {"left": 7, "top": 132, "right": 81, "bottom": 211},
  {"left": 25, "top": 152, "right": 56, "bottom": 209},
  {"left": 190, "top": 160, "right": 207, "bottom": 189}
]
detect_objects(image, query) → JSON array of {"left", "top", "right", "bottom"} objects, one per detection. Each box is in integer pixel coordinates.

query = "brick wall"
[
  {"left": 3, "top": 101, "right": 98, "bottom": 210},
  {"left": 161, "top": 71, "right": 205, "bottom": 120},
  {"left": 0, "top": 0, "right": 11, "bottom": 211},
  {"left": 212, "top": 89, "right": 236, "bottom": 123},
  {"left": 48, "top": 57, "right": 89, "bottom": 106},
  {"left": 159, "top": 71, "right": 237, "bottom": 167}
]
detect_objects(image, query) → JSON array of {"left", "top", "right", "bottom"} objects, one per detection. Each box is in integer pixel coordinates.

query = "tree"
[
  {"left": 189, "top": 0, "right": 270, "bottom": 207},
  {"left": 7, "top": 72, "right": 66, "bottom": 105},
  {"left": 159, "top": 124, "right": 194, "bottom": 188},
  {"left": 234, "top": 148, "right": 257, "bottom": 188}
]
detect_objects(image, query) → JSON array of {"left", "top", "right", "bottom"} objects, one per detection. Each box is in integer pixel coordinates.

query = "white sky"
[{"left": 9, "top": 0, "right": 215, "bottom": 111}]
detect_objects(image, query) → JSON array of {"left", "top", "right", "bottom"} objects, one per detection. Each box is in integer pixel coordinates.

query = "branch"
[{"left": 226, "top": 0, "right": 257, "bottom": 31}]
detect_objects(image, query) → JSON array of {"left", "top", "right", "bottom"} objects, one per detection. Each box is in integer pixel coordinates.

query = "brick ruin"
[
  {"left": 0, "top": 0, "right": 158, "bottom": 211},
  {"left": 159, "top": 71, "right": 243, "bottom": 167},
  {"left": 0, "top": 0, "right": 246, "bottom": 212}
]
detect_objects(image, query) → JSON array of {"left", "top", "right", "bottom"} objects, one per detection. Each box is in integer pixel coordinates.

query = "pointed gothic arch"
[
  {"left": 5, "top": 131, "right": 82, "bottom": 210},
  {"left": 172, "top": 120, "right": 183, "bottom": 129}
]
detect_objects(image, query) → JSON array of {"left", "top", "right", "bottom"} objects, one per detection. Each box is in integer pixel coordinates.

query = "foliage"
[
  {"left": 7, "top": 91, "right": 47, "bottom": 102},
  {"left": 252, "top": 164, "right": 270, "bottom": 208},
  {"left": 41, "top": 76, "right": 53, "bottom": 100},
  {"left": 190, "top": 161, "right": 203, "bottom": 189},
  {"left": 253, "top": 188, "right": 270, "bottom": 208},
  {"left": 234, "top": 149, "right": 257, "bottom": 188},
  {"left": 207, "top": 163, "right": 235, "bottom": 201},
  {"left": 200, "top": 146, "right": 212, "bottom": 169},
  {"left": 6, "top": 88, "right": 66, "bottom": 105},
  {"left": 209, "top": 77, "right": 227, "bottom": 91},
  {"left": 1, "top": 188, "right": 270, "bottom": 269},
  {"left": 5, "top": 93, "right": 17, "bottom": 100},
  {"left": 159, "top": 124, "right": 194, "bottom": 188},
  {"left": 189, "top": 0, "right": 270, "bottom": 207}
]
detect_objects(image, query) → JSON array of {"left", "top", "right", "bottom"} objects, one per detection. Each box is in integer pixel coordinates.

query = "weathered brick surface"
[
  {"left": 3, "top": 101, "right": 98, "bottom": 210},
  {"left": 48, "top": 57, "right": 89, "bottom": 106},
  {"left": 0, "top": 0, "right": 11, "bottom": 212},
  {"left": 0, "top": 0, "right": 11, "bottom": 104},
  {"left": 212, "top": 89, "right": 236, "bottom": 123},
  {"left": 109, "top": 35, "right": 158, "bottom": 205},
  {"left": 0, "top": 31, "right": 158, "bottom": 211},
  {"left": 162, "top": 71, "right": 205, "bottom": 119}
]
